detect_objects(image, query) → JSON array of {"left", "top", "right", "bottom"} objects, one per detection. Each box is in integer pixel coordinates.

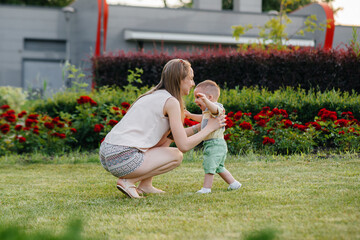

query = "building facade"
[{"left": 0, "top": 0, "right": 358, "bottom": 94}]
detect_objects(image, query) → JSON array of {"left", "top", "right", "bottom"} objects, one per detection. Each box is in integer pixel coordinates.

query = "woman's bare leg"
[
  {"left": 119, "top": 146, "right": 183, "bottom": 189},
  {"left": 137, "top": 177, "right": 164, "bottom": 194},
  {"left": 136, "top": 137, "right": 174, "bottom": 193}
]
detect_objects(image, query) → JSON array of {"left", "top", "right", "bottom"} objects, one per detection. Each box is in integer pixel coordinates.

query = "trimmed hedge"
[
  {"left": 92, "top": 46, "right": 360, "bottom": 92},
  {"left": 30, "top": 86, "right": 360, "bottom": 127}
]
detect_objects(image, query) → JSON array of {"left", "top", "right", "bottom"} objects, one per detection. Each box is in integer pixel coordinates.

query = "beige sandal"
[
  {"left": 117, "top": 179, "right": 143, "bottom": 199},
  {"left": 136, "top": 187, "right": 165, "bottom": 195}
]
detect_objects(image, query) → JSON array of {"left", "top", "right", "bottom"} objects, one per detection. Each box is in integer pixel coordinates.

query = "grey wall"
[
  {"left": 0, "top": 5, "right": 67, "bottom": 91},
  {"left": 333, "top": 25, "right": 360, "bottom": 49},
  {"left": 103, "top": 4, "right": 308, "bottom": 52}
]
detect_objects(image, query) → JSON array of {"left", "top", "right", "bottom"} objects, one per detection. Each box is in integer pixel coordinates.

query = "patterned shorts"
[{"left": 99, "top": 142, "right": 144, "bottom": 178}]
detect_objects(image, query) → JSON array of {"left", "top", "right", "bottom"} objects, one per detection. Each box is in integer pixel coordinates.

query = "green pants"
[{"left": 203, "top": 138, "right": 227, "bottom": 174}]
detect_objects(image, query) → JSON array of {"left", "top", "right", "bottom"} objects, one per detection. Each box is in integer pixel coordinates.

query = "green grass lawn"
[{"left": 0, "top": 152, "right": 359, "bottom": 240}]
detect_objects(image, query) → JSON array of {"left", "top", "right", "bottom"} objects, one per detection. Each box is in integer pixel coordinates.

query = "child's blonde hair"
[{"left": 195, "top": 80, "right": 220, "bottom": 101}]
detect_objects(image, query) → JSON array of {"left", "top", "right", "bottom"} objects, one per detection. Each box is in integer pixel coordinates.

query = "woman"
[{"left": 99, "top": 59, "right": 226, "bottom": 199}]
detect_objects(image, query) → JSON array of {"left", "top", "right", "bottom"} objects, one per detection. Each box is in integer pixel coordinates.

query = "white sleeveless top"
[{"left": 104, "top": 89, "right": 173, "bottom": 152}]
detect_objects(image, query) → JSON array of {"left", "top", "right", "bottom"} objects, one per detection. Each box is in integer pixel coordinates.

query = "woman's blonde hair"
[{"left": 133, "top": 59, "right": 191, "bottom": 121}]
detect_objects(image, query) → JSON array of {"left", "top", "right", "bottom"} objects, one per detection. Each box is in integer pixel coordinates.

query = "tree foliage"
[
  {"left": 0, "top": 0, "right": 73, "bottom": 7},
  {"left": 221, "top": 0, "right": 336, "bottom": 12},
  {"left": 262, "top": 0, "right": 312, "bottom": 12}
]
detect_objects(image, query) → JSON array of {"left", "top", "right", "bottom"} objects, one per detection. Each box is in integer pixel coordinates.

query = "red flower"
[
  {"left": 94, "top": 124, "right": 104, "bottom": 133},
  {"left": 121, "top": 110, "right": 127, "bottom": 116},
  {"left": 335, "top": 119, "right": 349, "bottom": 127},
  {"left": 233, "top": 111, "right": 243, "bottom": 121},
  {"left": 318, "top": 108, "right": 337, "bottom": 121},
  {"left": 44, "top": 122, "right": 55, "bottom": 130},
  {"left": 18, "top": 136, "right": 26, "bottom": 143},
  {"left": 70, "top": 128, "right": 77, "bottom": 133},
  {"left": 52, "top": 117, "right": 60, "bottom": 123},
  {"left": 338, "top": 131, "right": 345, "bottom": 135},
  {"left": 227, "top": 111, "right": 234, "bottom": 118},
  {"left": 0, "top": 105, "right": 10, "bottom": 110},
  {"left": 77, "top": 96, "right": 91, "bottom": 104},
  {"left": 51, "top": 132, "right": 65, "bottom": 138},
  {"left": 4, "top": 113, "right": 16, "bottom": 123},
  {"left": 256, "top": 119, "right": 268, "bottom": 127},
  {"left": 263, "top": 137, "right": 275, "bottom": 145},
  {"left": 224, "top": 133, "right": 231, "bottom": 141},
  {"left": 33, "top": 129, "right": 39, "bottom": 135},
  {"left": 107, "top": 119, "right": 119, "bottom": 127},
  {"left": 77, "top": 96, "right": 97, "bottom": 106},
  {"left": 239, "top": 121, "right": 252, "bottom": 130},
  {"left": 90, "top": 99, "right": 98, "bottom": 106},
  {"left": 17, "top": 111, "right": 27, "bottom": 118},
  {"left": 25, "top": 119, "right": 34, "bottom": 127},
  {"left": 280, "top": 109, "right": 288, "bottom": 118},
  {"left": 283, "top": 119, "right": 293, "bottom": 128},
  {"left": 15, "top": 125, "right": 22, "bottom": 131},
  {"left": 183, "top": 118, "right": 198, "bottom": 127},
  {"left": 121, "top": 102, "right": 131, "bottom": 109},
  {"left": 271, "top": 108, "right": 280, "bottom": 115},
  {"left": 112, "top": 106, "right": 120, "bottom": 111},
  {"left": 0, "top": 124, "right": 10, "bottom": 134},
  {"left": 57, "top": 123, "right": 65, "bottom": 128},
  {"left": 244, "top": 112, "right": 252, "bottom": 117},
  {"left": 27, "top": 114, "right": 39, "bottom": 120},
  {"left": 225, "top": 117, "right": 234, "bottom": 129},
  {"left": 253, "top": 113, "right": 268, "bottom": 121},
  {"left": 293, "top": 124, "right": 307, "bottom": 132}
]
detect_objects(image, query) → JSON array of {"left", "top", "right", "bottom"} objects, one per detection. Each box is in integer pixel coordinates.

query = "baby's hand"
[
  {"left": 196, "top": 92, "right": 207, "bottom": 100},
  {"left": 184, "top": 109, "right": 191, "bottom": 118}
]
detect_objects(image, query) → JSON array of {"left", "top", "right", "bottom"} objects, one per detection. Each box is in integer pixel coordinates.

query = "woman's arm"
[
  {"left": 185, "top": 109, "right": 203, "bottom": 122},
  {"left": 165, "top": 98, "right": 225, "bottom": 152},
  {"left": 185, "top": 123, "right": 201, "bottom": 137}
]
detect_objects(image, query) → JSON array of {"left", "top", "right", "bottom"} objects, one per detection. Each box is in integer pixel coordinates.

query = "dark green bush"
[{"left": 92, "top": 47, "right": 360, "bottom": 93}]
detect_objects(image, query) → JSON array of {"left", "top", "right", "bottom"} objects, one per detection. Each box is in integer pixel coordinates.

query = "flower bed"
[
  {"left": 1, "top": 96, "right": 359, "bottom": 155},
  {"left": 0, "top": 96, "right": 130, "bottom": 155},
  {"left": 184, "top": 107, "right": 360, "bottom": 154}
]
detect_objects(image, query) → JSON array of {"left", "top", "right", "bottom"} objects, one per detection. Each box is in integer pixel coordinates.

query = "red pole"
[
  {"left": 95, "top": 0, "right": 102, "bottom": 57},
  {"left": 319, "top": 3, "right": 335, "bottom": 50},
  {"left": 93, "top": 0, "right": 104, "bottom": 89},
  {"left": 103, "top": 0, "right": 109, "bottom": 53}
]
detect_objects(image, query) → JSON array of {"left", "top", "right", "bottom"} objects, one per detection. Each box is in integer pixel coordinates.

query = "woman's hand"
[{"left": 206, "top": 114, "right": 226, "bottom": 132}]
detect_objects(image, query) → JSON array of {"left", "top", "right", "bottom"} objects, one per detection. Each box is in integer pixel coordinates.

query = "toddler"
[{"left": 186, "top": 80, "right": 242, "bottom": 193}]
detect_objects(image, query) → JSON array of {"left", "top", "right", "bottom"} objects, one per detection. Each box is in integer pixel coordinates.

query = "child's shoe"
[
  {"left": 196, "top": 188, "right": 211, "bottom": 194},
  {"left": 228, "top": 181, "right": 242, "bottom": 190}
]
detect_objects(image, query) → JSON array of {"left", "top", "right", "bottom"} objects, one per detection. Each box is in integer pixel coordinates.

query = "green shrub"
[
  {"left": 2, "top": 82, "right": 360, "bottom": 155},
  {"left": 185, "top": 86, "right": 360, "bottom": 123},
  {"left": 0, "top": 87, "right": 27, "bottom": 112},
  {"left": 0, "top": 219, "right": 90, "bottom": 240}
]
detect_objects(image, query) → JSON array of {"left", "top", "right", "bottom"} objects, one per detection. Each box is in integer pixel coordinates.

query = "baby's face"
[{"left": 194, "top": 88, "right": 208, "bottom": 111}]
